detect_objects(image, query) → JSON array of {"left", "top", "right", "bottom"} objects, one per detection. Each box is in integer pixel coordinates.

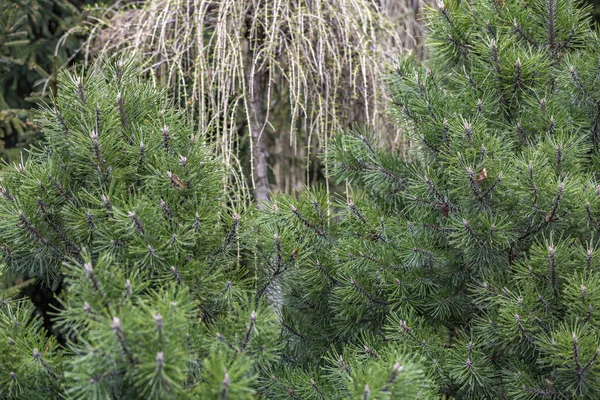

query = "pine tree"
[
  {"left": 253, "top": 0, "right": 600, "bottom": 398},
  {"left": 0, "top": 60, "right": 281, "bottom": 399}
]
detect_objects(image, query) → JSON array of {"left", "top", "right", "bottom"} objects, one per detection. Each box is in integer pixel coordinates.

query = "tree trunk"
[
  {"left": 248, "top": 70, "right": 270, "bottom": 203},
  {"left": 246, "top": 5, "right": 270, "bottom": 204}
]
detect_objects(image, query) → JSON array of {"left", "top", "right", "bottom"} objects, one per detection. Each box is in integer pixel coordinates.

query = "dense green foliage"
[
  {"left": 0, "top": 61, "right": 282, "bottom": 398},
  {"left": 0, "top": 61, "right": 432, "bottom": 399},
  {"left": 3, "top": 0, "right": 600, "bottom": 398},
  {"left": 253, "top": 0, "right": 600, "bottom": 398}
]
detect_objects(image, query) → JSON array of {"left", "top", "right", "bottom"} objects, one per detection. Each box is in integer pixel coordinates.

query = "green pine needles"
[
  {"left": 0, "top": 61, "right": 282, "bottom": 398},
  {"left": 0, "top": 60, "right": 431, "bottom": 399},
  {"left": 253, "top": 0, "right": 600, "bottom": 398},
  {"left": 3, "top": 0, "right": 600, "bottom": 398}
]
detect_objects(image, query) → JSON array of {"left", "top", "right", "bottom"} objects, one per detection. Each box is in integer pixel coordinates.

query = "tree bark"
[
  {"left": 245, "top": 5, "right": 270, "bottom": 204},
  {"left": 248, "top": 70, "right": 270, "bottom": 203}
]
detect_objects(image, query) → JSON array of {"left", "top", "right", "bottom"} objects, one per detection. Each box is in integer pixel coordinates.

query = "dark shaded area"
[
  {"left": 17, "top": 280, "right": 65, "bottom": 344},
  {"left": 0, "top": 0, "right": 106, "bottom": 162},
  {"left": 590, "top": 0, "right": 600, "bottom": 23}
]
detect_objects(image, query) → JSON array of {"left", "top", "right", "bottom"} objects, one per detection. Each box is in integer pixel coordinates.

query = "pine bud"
[
  {"left": 139, "top": 142, "right": 146, "bottom": 162},
  {"left": 220, "top": 373, "right": 231, "bottom": 399},
  {"left": 128, "top": 211, "right": 144, "bottom": 234},
  {"left": 154, "top": 313, "right": 163, "bottom": 332},
  {"left": 0, "top": 183, "right": 13, "bottom": 201},
  {"left": 387, "top": 362, "right": 403, "bottom": 384},
  {"left": 116, "top": 61, "right": 124, "bottom": 82},
  {"left": 33, "top": 348, "right": 40, "bottom": 359},
  {"left": 9, "top": 372, "right": 16, "bottom": 380},
  {"left": 548, "top": 115, "right": 555, "bottom": 133},
  {"left": 95, "top": 103, "right": 102, "bottom": 133},
  {"left": 117, "top": 92, "right": 127, "bottom": 129},
  {"left": 111, "top": 317, "right": 122, "bottom": 332},
  {"left": 194, "top": 212, "right": 202, "bottom": 232},
  {"left": 516, "top": 122, "right": 525, "bottom": 141},
  {"left": 101, "top": 194, "right": 112, "bottom": 210},
  {"left": 83, "top": 301, "right": 92, "bottom": 313},
  {"left": 179, "top": 155, "right": 187, "bottom": 167},
  {"left": 124, "top": 279, "right": 131, "bottom": 297},
  {"left": 362, "top": 384, "right": 371, "bottom": 400},
  {"left": 77, "top": 77, "right": 86, "bottom": 105},
  {"left": 464, "top": 121, "right": 473, "bottom": 141},
  {"left": 160, "top": 199, "right": 173, "bottom": 221},
  {"left": 84, "top": 262, "right": 93, "bottom": 275},
  {"left": 156, "top": 351, "right": 165, "bottom": 368},
  {"left": 465, "top": 358, "right": 473, "bottom": 369}
]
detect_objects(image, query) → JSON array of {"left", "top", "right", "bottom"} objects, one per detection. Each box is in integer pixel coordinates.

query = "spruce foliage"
[{"left": 254, "top": 0, "right": 600, "bottom": 398}]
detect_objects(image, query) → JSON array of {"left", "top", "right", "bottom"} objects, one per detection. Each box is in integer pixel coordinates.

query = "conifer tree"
[
  {"left": 254, "top": 0, "right": 600, "bottom": 398},
  {"left": 0, "top": 60, "right": 282, "bottom": 399}
]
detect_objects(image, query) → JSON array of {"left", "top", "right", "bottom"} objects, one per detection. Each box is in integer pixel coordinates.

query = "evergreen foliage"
[
  {"left": 0, "top": 61, "right": 282, "bottom": 398},
  {"left": 0, "top": 0, "right": 101, "bottom": 162},
  {"left": 254, "top": 0, "right": 600, "bottom": 397}
]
